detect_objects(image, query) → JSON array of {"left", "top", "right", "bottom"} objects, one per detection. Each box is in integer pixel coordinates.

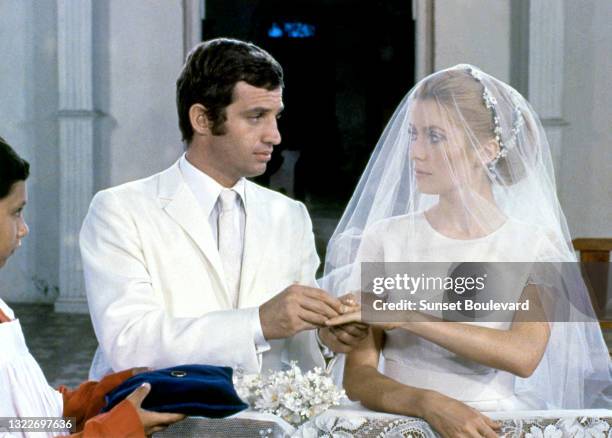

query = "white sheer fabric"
[
  {"left": 320, "top": 64, "right": 612, "bottom": 409},
  {"left": 0, "top": 299, "right": 64, "bottom": 438}
]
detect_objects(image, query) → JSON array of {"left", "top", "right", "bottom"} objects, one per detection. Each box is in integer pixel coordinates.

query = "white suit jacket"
[{"left": 80, "top": 160, "right": 325, "bottom": 379}]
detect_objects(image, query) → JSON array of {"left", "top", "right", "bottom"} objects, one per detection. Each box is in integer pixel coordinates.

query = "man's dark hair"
[
  {"left": 176, "top": 37, "right": 284, "bottom": 143},
  {"left": 0, "top": 136, "right": 30, "bottom": 200}
]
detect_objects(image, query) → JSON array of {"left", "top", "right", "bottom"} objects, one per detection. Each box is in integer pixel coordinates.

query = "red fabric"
[
  {"left": 59, "top": 369, "right": 141, "bottom": 434},
  {"left": 64, "top": 400, "right": 144, "bottom": 438}
]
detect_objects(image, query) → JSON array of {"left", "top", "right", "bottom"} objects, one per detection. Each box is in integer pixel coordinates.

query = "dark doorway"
[{"left": 202, "top": 0, "right": 416, "bottom": 263}]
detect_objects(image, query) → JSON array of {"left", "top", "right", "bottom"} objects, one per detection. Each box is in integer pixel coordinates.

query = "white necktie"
[{"left": 218, "top": 189, "right": 242, "bottom": 307}]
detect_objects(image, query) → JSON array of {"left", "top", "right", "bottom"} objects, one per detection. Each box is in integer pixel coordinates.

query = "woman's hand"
[
  {"left": 325, "top": 308, "right": 405, "bottom": 331},
  {"left": 327, "top": 292, "right": 412, "bottom": 330},
  {"left": 317, "top": 292, "right": 369, "bottom": 353},
  {"left": 420, "top": 391, "right": 500, "bottom": 438},
  {"left": 126, "top": 383, "right": 186, "bottom": 437},
  {"left": 337, "top": 292, "right": 360, "bottom": 313}
]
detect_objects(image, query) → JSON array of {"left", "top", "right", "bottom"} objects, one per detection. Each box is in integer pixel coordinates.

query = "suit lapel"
[
  {"left": 157, "top": 162, "right": 230, "bottom": 306},
  {"left": 238, "top": 182, "right": 273, "bottom": 306}
]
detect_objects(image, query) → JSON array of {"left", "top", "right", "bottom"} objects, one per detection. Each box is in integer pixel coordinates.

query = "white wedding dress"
[
  {"left": 362, "top": 213, "right": 557, "bottom": 411},
  {"left": 322, "top": 64, "right": 611, "bottom": 409}
]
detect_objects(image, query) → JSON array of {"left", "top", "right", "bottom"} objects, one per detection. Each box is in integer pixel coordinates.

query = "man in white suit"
[{"left": 80, "top": 38, "right": 367, "bottom": 380}]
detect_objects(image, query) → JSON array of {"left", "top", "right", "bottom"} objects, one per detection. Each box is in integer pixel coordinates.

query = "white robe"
[{"left": 0, "top": 299, "right": 64, "bottom": 438}]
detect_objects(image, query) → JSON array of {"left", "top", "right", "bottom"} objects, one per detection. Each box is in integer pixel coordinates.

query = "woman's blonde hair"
[{"left": 413, "top": 68, "right": 537, "bottom": 185}]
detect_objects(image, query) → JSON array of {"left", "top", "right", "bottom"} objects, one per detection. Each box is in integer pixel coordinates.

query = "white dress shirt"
[{"left": 179, "top": 154, "right": 270, "bottom": 355}]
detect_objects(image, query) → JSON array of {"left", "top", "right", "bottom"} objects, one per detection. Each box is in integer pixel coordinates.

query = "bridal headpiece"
[{"left": 459, "top": 64, "right": 525, "bottom": 174}]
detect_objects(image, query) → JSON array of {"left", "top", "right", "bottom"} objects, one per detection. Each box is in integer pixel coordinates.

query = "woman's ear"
[
  {"left": 482, "top": 138, "right": 500, "bottom": 165},
  {"left": 189, "top": 104, "right": 210, "bottom": 136}
]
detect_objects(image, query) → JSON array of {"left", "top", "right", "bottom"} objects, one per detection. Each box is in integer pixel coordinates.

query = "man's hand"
[
  {"left": 317, "top": 324, "right": 369, "bottom": 353},
  {"left": 259, "top": 284, "right": 344, "bottom": 340}
]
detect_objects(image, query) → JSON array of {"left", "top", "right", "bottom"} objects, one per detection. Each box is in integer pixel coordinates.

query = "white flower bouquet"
[{"left": 233, "top": 361, "right": 346, "bottom": 426}]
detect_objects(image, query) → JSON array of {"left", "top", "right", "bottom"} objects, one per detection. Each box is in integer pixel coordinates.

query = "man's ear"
[{"left": 189, "top": 104, "right": 210, "bottom": 136}]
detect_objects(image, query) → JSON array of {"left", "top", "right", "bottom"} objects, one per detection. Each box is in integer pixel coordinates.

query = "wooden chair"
[{"left": 572, "top": 238, "right": 612, "bottom": 331}]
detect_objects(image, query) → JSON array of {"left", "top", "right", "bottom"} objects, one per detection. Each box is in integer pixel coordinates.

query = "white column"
[
  {"left": 183, "top": 0, "right": 203, "bottom": 57},
  {"left": 55, "top": 0, "right": 95, "bottom": 313},
  {"left": 413, "top": 0, "right": 434, "bottom": 81},
  {"left": 527, "top": 0, "right": 567, "bottom": 175}
]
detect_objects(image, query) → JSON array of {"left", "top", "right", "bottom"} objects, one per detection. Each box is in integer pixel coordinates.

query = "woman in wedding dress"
[{"left": 322, "top": 65, "right": 612, "bottom": 437}]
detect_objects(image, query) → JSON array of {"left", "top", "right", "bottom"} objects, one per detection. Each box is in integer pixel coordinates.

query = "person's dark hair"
[
  {"left": 0, "top": 136, "right": 30, "bottom": 200},
  {"left": 176, "top": 38, "right": 284, "bottom": 143}
]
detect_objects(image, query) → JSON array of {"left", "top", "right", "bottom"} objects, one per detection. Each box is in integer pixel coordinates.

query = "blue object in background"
[
  {"left": 268, "top": 22, "right": 316, "bottom": 39},
  {"left": 268, "top": 22, "right": 284, "bottom": 38}
]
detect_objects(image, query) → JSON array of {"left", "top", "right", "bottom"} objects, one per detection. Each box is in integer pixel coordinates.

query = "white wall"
[
  {"left": 1, "top": 0, "right": 186, "bottom": 303},
  {"left": 432, "top": 0, "right": 611, "bottom": 240},
  {"left": 433, "top": 0, "right": 512, "bottom": 82},
  {"left": 94, "top": 0, "right": 184, "bottom": 190},
  {"left": 0, "top": 1, "right": 60, "bottom": 303},
  {"left": 559, "top": 0, "right": 612, "bottom": 238}
]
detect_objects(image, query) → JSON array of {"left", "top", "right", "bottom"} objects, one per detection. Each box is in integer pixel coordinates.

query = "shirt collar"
[{"left": 179, "top": 154, "right": 246, "bottom": 217}]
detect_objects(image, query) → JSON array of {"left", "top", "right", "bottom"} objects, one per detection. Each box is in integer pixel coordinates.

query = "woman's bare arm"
[
  {"left": 398, "top": 286, "right": 550, "bottom": 377},
  {"left": 331, "top": 286, "right": 550, "bottom": 378},
  {"left": 343, "top": 327, "right": 427, "bottom": 416},
  {"left": 343, "top": 327, "right": 501, "bottom": 438}
]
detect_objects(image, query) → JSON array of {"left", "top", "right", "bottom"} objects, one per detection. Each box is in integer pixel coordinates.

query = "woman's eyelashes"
[
  {"left": 408, "top": 126, "right": 446, "bottom": 144},
  {"left": 427, "top": 129, "right": 446, "bottom": 144},
  {"left": 408, "top": 127, "right": 418, "bottom": 142}
]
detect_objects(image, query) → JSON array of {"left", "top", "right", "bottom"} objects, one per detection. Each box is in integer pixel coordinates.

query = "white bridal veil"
[{"left": 320, "top": 64, "right": 612, "bottom": 409}]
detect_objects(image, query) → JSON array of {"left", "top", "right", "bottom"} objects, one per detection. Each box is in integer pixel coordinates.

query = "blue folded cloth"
[{"left": 101, "top": 364, "right": 248, "bottom": 417}]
